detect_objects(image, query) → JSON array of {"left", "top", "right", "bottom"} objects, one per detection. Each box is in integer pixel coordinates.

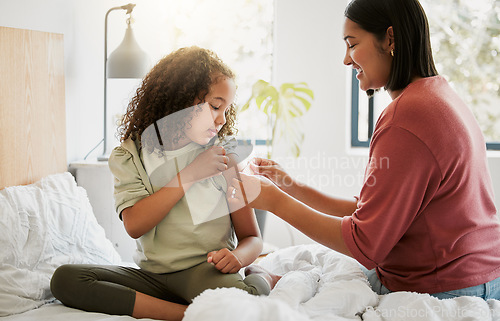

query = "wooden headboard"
[{"left": 0, "top": 27, "right": 66, "bottom": 189}]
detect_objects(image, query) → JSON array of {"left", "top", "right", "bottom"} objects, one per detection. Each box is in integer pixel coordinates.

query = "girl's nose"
[{"left": 215, "top": 110, "right": 226, "bottom": 126}]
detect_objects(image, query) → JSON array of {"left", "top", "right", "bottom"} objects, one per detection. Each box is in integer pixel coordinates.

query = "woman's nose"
[{"left": 343, "top": 49, "right": 352, "bottom": 66}]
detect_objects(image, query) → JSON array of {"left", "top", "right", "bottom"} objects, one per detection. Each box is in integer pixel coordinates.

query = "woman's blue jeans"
[{"left": 360, "top": 266, "right": 500, "bottom": 300}]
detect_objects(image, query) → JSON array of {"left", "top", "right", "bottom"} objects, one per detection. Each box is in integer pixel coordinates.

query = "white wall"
[
  {"left": 263, "top": 0, "right": 368, "bottom": 247},
  {"left": 1, "top": 0, "right": 499, "bottom": 250}
]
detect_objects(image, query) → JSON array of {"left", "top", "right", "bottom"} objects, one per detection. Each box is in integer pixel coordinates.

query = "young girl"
[{"left": 51, "top": 46, "right": 279, "bottom": 321}]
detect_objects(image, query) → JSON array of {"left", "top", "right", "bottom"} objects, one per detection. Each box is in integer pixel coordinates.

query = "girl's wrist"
[
  {"left": 180, "top": 165, "right": 197, "bottom": 184},
  {"left": 232, "top": 237, "right": 262, "bottom": 267}
]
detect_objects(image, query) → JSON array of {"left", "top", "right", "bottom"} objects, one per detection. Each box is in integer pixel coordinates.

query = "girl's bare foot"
[{"left": 245, "top": 265, "right": 282, "bottom": 290}]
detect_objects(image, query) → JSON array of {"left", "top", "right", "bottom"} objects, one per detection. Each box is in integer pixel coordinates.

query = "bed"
[{"left": 2, "top": 26, "right": 500, "bottom": 321}]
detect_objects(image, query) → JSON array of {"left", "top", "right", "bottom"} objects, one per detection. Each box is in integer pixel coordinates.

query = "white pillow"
[{"left": 0, "top": 172, "right": 122, "bottom": 316}]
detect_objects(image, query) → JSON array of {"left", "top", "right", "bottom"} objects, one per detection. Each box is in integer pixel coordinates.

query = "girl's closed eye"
[{"left": 210, "top": 104, "right": 220, "bottom": 110}]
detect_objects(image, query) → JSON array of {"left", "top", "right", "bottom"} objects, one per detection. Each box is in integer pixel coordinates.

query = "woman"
[{"left": 229, "top": 0, "right": 500, "bottom": 299}]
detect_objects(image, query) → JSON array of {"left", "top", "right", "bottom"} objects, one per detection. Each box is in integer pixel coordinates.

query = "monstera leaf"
[{"left": 241, "top": 80, "right": 314, "bottom": 158}]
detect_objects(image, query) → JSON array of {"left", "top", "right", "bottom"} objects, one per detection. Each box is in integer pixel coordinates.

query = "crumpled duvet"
[{"left": 184, "top": 244, "right": 500, "bottom": 321}]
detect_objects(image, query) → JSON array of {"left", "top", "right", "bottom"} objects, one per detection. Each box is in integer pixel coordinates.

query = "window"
[
  {"left": 350, "top": 70, "right": 391, "bottom": 147},
  {"left": 350, "top": 0, "right": 500, "bottom": 150}
]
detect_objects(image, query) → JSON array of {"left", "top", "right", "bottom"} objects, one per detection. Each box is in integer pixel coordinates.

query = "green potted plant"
[
  {"left": 241, "top": 80, "right": 314, "bottom": 158},
  {"left": 239, "top": 79, "right": 314, "bottom": 237}
]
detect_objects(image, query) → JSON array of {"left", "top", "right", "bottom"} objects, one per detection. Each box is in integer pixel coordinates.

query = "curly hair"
[{"left": 117, "top": 46, "right": 238, "bottom": 152}]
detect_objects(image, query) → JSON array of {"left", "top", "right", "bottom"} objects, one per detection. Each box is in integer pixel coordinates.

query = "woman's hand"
[
  {"left": 249, "top": 158, "right": 295, "bottom": 192},
  {"left": 182, "top": 146, "right": 228, "bottom": 183},
  {"left": 207, "top": 248, "right": 243, "bottom": 274},
  {"left": 227, "top": 172, "right": 279, "bottom": 212}
]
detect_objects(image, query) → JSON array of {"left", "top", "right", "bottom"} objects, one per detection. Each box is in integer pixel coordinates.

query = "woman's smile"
[{"left": 354, "top": 66, "right": 364, "bottom": 78}]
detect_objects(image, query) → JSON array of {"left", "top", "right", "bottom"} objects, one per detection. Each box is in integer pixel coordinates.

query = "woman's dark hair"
[
  {"left": 345, "top": 0, "right": 438, "bottom": 93},
  {"left": 118, "top": 46, "right": 237, "bottom": 151}
]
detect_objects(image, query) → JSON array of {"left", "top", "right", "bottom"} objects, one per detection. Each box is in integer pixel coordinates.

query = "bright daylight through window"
[{"left": 168, "top": 0, "right": 274, "bottom": 143}]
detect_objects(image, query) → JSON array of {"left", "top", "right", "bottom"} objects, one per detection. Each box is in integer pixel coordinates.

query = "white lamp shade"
[{"left": 107, "top": 25, "right": 150, "bottom": 78}]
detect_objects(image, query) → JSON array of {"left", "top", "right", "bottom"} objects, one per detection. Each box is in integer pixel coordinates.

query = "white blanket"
[
  {"left": 184, "top": 244, "right": 500, "bottom": 321},
  {"left": 0, "top": 173, "right": 122, "bottom": 317}
]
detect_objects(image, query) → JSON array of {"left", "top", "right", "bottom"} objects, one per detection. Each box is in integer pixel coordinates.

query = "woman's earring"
[{"left": 390, "top": 49, "right": 394, "bottom": 57}]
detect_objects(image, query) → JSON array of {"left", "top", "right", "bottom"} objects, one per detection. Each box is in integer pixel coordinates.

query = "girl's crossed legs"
[{"left": 51, "top": 262, "right": 274, "bottom": 320}]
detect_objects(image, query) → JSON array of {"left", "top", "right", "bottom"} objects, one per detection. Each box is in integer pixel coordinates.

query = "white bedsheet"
[
  {"left": 1, "top": 304, "right": 157, "bottom": 321},
  {"left": 185, "top": 244, "right": 500, "bottom": 321}
]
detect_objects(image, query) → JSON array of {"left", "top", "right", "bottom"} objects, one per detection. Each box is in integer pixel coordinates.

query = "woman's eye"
[
  {"left": 349, "top": 44, "right": 356, "bottom": 49},
  {"left": 210, "top": 104, "right": 220, "bottom": 110}
]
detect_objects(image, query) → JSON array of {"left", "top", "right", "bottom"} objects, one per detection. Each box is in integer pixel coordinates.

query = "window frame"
[
  {"left": 350, "top": 69, "right": 373, "bottom": 148},
  {"left": 350, "top": 69, "right": 500, "bottom": 150}
]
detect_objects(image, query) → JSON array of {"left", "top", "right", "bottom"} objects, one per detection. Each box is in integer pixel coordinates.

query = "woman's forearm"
[
  {"left": 251, "top": 158, "right": 357, "bottom": 217},
  {"left": 228, "top": 173, "right": 352, "bottom": 256},
  {"left": 283, "top": 180, "right": 358, "bottom": 217},
  {"left": 268, "top": 189, "right": 353, "bottom": 257}
]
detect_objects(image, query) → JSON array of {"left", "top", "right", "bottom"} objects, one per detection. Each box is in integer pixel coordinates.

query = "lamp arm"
[{"left": 101, "top": 4, "right": 136, "bottom": 159}]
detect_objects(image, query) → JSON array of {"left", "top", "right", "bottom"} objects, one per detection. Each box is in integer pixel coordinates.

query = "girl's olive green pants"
[{"left": 50, "top": 262, "right": 270, "bottom": 316}]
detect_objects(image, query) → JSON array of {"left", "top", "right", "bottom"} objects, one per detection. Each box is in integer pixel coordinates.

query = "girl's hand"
[
  {"left": 183, "top": 146, "right": 228, "bottom": 183},
  {"left": 227, "top": 173, "right": 279, "bottom": 212},
  {"left": 207, "top": 248, "right": 243, "bottom": 274},
  {"left": 250, "top": 158, "right": 294, "bottom": 192}
]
